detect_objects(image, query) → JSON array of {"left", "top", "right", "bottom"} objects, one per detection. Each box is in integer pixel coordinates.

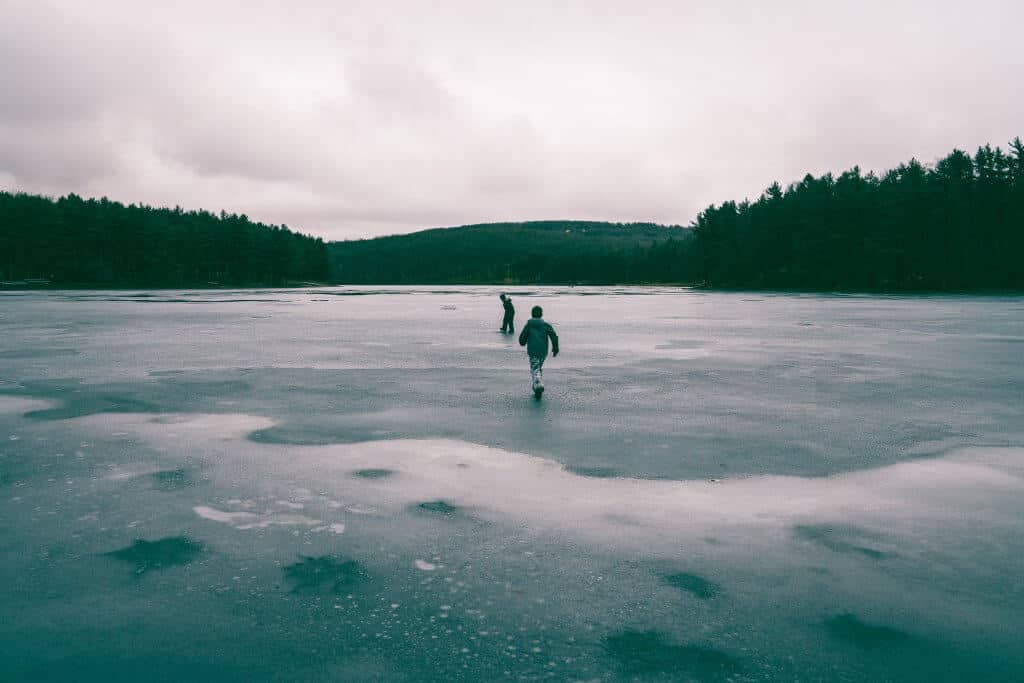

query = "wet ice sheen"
[{"left": 1, "top": 288, "right": 1023, "bottom": 681}]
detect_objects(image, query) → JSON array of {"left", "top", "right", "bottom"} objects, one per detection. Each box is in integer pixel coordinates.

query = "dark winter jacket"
[
  {"left": 502, "top": 298, "right": 514, "bottom": 318},
  {"left": 518, "top": 318, "right": 559, "bottom": 359}
]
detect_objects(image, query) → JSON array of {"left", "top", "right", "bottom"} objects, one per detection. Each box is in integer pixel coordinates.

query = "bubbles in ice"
[
  {"left": 603, "top": 630, "right": 739, "bottom": 678},
  {"left": 151, "top": 468, "right": 193, "bottom": 491},
  {"left": 283, "top": 555, "right": 368, "bottom": 594}
]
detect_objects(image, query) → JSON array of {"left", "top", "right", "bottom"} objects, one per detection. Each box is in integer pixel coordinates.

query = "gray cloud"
[{"left": 2, "top": 0, "right": 1022, "bottom": 239}]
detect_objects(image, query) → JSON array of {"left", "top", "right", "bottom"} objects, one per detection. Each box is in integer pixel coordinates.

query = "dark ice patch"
[
  {"left": 825, "top": 613, "right": 911, "bottom": 648},
  {"left": 105, "top": 536, "right": 205, "bottom": 575},
  {"left": 604, "top": 630, "right": 739, "bottom": 678},
  {"left": 664, "top": 572, "right": 720, "bottom": 599},
  {"left": 249, "top": 424, "right": 388, "bottom": 445},
  {"left": 26, "top": 394, "right": 159, "bottom": 420},
  {"left": 352, "top": 468, "right": 395, "bottom": 479},
  {"left": 568, "top": 465, "right": 673, "bottom": 481},
  {"left": 159, "top": 379, "right": 252, "bottom": 396},
  {"left": 413, "top": 500, "right": 460, "bottom": 515},
  {"left": 567, "top": 465, "right": 621, "bottom": 479},
  {"left": 793, "top": 524, "right": 892, "bottom": 560},
  {"left": 151, "top": 468, "right": 193, "bottom": 491},
  {"left": 283, "top": 555, "right": 368, "bottom": 594},
  {"left": 13, "top": 377, "right": 248, "bottom": 420}
]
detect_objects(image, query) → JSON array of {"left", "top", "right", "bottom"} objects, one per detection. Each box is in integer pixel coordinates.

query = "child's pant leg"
[{"left": 529, "top": 356, "right": 544, "bottom": 390}]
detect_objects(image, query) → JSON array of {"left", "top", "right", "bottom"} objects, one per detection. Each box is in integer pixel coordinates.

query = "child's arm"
[
  {"left": 548, "top": 325, "right": 559, "bottom": 356},
  {"left": 518, "top": 325, "right": 528, "bottom": 346}
]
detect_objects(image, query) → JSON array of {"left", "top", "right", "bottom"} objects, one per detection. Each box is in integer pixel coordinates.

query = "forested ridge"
[
  {"left": 3, "top": 138, "right": 1022, "bottom": 290},
  {"left": 692, "top": 138, "right": 1024, "bottom": 290},
  {"left": 329, "top": 221, "right": 695, "bottom": 284},
  {"left": 0, "top": 192, "right": 329, "bottom": 287}
]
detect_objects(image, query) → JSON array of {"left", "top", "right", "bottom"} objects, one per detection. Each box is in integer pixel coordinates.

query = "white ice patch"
[
  {"left": 193, "top": 505, "right": 325, "bottom": 530},
  {"left": 75, "top": 411, "right": 1024, "bottom": 558},
  {"left": 133, "top": 413, "right": 276, "bottom": 441},
  {"left": 106, "top": 465, "right": 165, "bottom": 481},
  {"left": 193, "top": 505, "right": 260, "bottom": 526},
  {"left": 0, "top": 396, "right": 54, "bottom": 415},
  {"left": 237, "top": 514, "right": 323, "bottom": 530},
  {"left": 414, "top": 559, "right": 437, "bottom": 571}
]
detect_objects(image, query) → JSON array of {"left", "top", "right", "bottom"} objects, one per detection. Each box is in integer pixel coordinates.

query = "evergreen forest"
[
  {"left": 0, "top": 192, "right": 329, "bottom": 287},
  {"left": 691, "top": 139, "right": 1024, "bottom": 290}
]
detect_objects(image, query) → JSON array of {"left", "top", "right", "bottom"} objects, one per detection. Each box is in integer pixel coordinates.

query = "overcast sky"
[{"left": 2, "top": 1, "right": 1022, "bottom": 240}]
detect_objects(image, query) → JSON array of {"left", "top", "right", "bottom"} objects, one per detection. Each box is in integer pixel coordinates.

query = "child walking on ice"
[{"left": 518, "top": 305, "right": 559, "bottom": 398}]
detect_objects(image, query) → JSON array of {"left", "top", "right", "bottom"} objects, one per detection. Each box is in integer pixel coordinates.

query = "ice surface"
[
  {"left": 0, "top": 396, "right": 53, "bottom": 415},
  {"left": 1, "top": 287, "right": 1023, "bottom": 681}
]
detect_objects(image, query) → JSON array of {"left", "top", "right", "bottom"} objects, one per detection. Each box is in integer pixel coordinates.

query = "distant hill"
[{"left": 329, "top": 220, "right": 695, "bottom": 284}]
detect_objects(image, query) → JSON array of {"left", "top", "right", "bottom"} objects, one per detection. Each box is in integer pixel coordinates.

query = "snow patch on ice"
[
  {"left": 193, "top": 505, "right": 326, "bottom": 530},
  {"left": 0, "top": 396, "right": 55, "bottom": 415},
  {"left": 76, "top": 411, "right": 1024, "bottom": 560},
  {"left": 106, "top": 465, "right": 164, "bottom": 481},
  {"left": 193, "top": 505, "right": 260, "bottom": 526}
]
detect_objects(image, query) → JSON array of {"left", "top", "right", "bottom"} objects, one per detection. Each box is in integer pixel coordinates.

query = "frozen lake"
[{"left": 1, "top": 287, "right": 1022, "bottom": 680}]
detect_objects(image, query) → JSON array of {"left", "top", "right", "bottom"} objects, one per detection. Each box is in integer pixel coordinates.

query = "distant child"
[
  {"left": 518, "top": 305, "right": 559, "bottom": 398},
  {"left": 499, "top": 293, "right": 515, "bottom": 333}
]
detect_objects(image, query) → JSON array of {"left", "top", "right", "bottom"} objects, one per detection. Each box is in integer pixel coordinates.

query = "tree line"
[
  {"left": 691, "top": 139, "right": 1024, "bottom": 290},
  {"left": 3, "top": 138, "right": 1022, "bottom": 290},
  {"left": 0, "top": 191, "right": 329, "bottom": 286}
]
